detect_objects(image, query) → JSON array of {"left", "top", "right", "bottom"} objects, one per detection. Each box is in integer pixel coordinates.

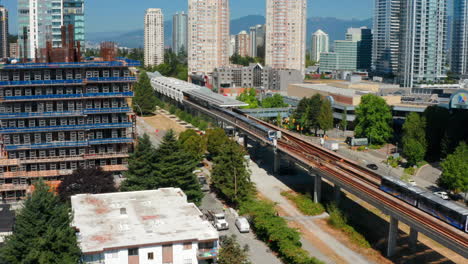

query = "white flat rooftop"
[
  {"left": 291, "top": 83, "right": 361, "bottom": 97},
  {"left": 71, "top": 188, "right": 218, "bottom": 254}
]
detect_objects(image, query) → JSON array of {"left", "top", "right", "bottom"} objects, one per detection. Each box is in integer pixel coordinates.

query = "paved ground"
[
  {"left": 413, "top": 163, "right": 442, "bottom": 189},
  {"left": 199, "top": 192, "right": 282, "bottom": 264},
  {"left": 248, "top": 158, "right": 375, "bottom": 264}
]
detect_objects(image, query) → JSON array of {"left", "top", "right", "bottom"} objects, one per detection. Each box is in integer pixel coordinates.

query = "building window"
[
  {"left": 147, "top": 252, "right": 154, "bottom": 260},
  {"left": 183, "top": 259, "right": 192, "bottom": 264},
  {"left": 183, "top": 242, "right": 192, "bottom": 250},
  {"left": 128, "top": 248, "right": 139, "bottom": 256}
]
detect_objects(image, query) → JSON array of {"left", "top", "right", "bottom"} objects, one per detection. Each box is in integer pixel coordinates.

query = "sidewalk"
[{"left": 249, "top": 160, "right": 375, "bottom": 264}]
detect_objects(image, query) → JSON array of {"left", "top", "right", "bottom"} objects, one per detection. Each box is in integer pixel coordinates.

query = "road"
[{"left": 199, "top": 192, "right": 283, "bottom": 264}]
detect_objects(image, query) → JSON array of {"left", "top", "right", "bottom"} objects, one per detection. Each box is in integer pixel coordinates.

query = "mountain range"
[{"left": 86, "top": 15, "right": 372, "bottom": 49}]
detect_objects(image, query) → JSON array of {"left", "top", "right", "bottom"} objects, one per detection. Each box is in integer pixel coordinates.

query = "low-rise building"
[
  {"left": 71, "top": 188, "right": 219, "bottom": 264},
  {"left": 213, "top": 64, "right": 303, "bottom": 92},
  {"left": 288, "top": 81, "right": 429, "bottom": 126}
]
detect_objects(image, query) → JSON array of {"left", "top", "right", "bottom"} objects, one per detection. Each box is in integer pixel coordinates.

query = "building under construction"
[{"left": 0, "top": 44, "right": 140, "bottom": 201}]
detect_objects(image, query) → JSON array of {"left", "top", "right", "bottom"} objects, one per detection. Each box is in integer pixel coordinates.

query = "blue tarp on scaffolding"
[
  {"left": 2, "top": 92, "right": 134, "bottom": 101},
  {"left": 4, "top": 137, "right": 134, "bottom": 151},
  {"left": 0, "top": 107, "right": 132, "bottom": 119},
  {"left": 0, "top": 123, "right": 133, "bottom": 134},
  {"left": 0, "top": 58, "right": 141, "bottom": 70},
  {"left": 0, "top": 77, "right": 136, "bottom": 87}
]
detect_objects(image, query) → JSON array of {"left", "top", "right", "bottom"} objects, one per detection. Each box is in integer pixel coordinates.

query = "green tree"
[
  {"left": 230, "top": 54, "right": 256, "bottom": 66},
  {"left": 218, "top": 235, "right": 251, "bottom": 264},
  {"left": 211, "top": 140, "right": 254, "bottom": 206},
  {"left": 180, "top": 132, "right": 207, "bottom": 161},
  {"left": 261, "top": 94, "right": 288, "bottom": 108},
  {"left": 354, "top": 94, "right": 393, "bottom": 145},
  {"left": 439, "top": 142, "right": 468, "bottom": 196},
  {"left": 237, "top": 88, "right": 260, "bottom": 109},
  {"left": 318, "top": 99, "right": 334, "bottom": 134},
  {"left": 0, "top": 181, "right": 81, "bottom": 264},
  {"left": 133, "top": 72, "right": 157, "bottom": 115},
  {"left": 58, "top": 167, "right": 117, "bottom": 202},
  {"left": 121, "top": 134, "right": 158, "bottom": 191},
  {"left": 340, "top": 107, "right": 348, "bottom": 131},
  {"left": 307, "top": 94, "right": 323, "bottom": 134},
  {"left": 179, "top": 129, "right": 200, "bottom": 144},
  {"left": 206, "top": 128, "right": 230, "bottom": 157},
  {"left": 154, "top": 130, "right": 203, "bottom": 204},
  {"left": 402, "top": 113, "right": 427, "bottom": 166}
]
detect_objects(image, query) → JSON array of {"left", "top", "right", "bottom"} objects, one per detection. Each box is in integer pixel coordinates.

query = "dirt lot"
[{"left": 140, "top": 112, "right": 187, "bottom": 134}]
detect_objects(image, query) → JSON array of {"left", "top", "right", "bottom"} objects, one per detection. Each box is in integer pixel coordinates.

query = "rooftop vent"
[{"left": 120, "top": 208, "right": 127, "bottom": 215}]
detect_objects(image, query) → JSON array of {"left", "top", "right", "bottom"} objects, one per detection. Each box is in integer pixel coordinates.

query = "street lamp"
[{"left": 133, "top": 103, "right": 143, "bottom": 117}]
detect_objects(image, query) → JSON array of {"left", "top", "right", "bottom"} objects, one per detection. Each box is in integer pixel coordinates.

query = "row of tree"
[
  {"left": 292, "top": 94, "right": 334, "bottom": 135},
  {"left": 236, "top": 88, "right": 288, "bottom": 109}
]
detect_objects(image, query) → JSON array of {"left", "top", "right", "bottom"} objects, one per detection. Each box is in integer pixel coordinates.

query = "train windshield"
[{"left": 268, "top": 131, "right": 276, "bottom": 139}]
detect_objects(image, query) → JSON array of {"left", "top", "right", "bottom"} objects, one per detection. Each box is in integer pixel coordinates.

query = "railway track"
[{"left": 245, "top": 115, "right": 468, "bottom": 249}]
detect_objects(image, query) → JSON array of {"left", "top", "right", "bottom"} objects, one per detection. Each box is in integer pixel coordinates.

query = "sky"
[{"left": 1, "top": 0, "right": 374, "bottom": 34}]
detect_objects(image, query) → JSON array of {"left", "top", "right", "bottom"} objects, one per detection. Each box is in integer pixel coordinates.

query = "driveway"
[{"left": 199, "top": 192, "right": 282, "bottom": 264}]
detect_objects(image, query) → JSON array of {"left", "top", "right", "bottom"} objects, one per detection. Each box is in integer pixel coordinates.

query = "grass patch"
[
  {"left": 281, "top": 191, "right": 325, "bottom": 216},
  {"left": 403, "top": 167, "right": 416, "bottom": 175},
  {"left": 326, "top": 203, "right": 371, "bottom": 249}
]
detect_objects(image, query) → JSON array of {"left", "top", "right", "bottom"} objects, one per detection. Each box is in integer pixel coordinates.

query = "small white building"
[{"left": 71, "top": 188, "right": 219, "bottom": 264}]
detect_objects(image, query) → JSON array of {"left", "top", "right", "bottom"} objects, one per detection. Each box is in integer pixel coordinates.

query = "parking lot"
[{"left": 199, "top": 192, "right": 282, "bottom": 264}]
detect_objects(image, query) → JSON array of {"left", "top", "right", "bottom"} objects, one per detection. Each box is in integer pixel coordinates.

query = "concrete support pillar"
[
  {"left": 334, "top": 184, "right": 341, "bottom": 203},
  {"left": 313, "top": 174, "right": 322, "bottom": 203},
  {"left": 409, "top": 227, "right": 418, "bottom": 250},
  {"left": 387, "top": 216, "right": 399, "bottom": 257},
  {"left": 273, "top": 149, "right": 280, "bottom": 173},
  {"left": 243, "top": 135, "right": 248, "bottom": 148}
]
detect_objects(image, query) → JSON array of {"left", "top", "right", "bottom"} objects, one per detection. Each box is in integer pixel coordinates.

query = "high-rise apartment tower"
[
  {"left": 0, "top": 5, "right": 9, "bottom": 59},
  {"left": 372, "top": 0, "right": 447, "bottom": 87},
  {"left": 399, "top": 0, "right": 447, "bottom": 87},
  {"left": 18, "top": 0, "right": 85, "bottom": 59},
  {"left": 311, "top": 30, "right": 329, "bottom": 63},
  {"left": 451, "top": 0, "right": 468, "bottom": 77},
  {"left": 144, "top": 8, "right": 164, "bottom": 67},
  {"left": 173, "top": 12, "right": 188, "bottom": 55},
  {"left": 188, "top": 0, "right": 230, "bottom": 76},
  {"left": 265, "top": 0, "right": 307, "bottom": 73}
]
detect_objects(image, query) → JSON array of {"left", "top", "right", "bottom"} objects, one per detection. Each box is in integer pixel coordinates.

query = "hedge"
[{"left": 240, "top": 199, "right": 325, "bottom": 264}]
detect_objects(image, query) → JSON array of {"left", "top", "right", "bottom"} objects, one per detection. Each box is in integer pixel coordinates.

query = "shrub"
[
  {"left": 281, "top": 191, "right": 325, "bottom": 216},
  {"left": 404, "top": 167, "right": 416, "bottom": 175},
  {"left": 357, "top": 146, "right": 367, "bottom": 151},
  {"left": 240, "top": 199, "right": 325, "bottom": 264}
]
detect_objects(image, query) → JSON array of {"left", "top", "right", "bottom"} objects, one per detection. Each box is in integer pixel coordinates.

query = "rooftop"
[
  {"left": 71, "top": 188, "right": 218, "bottom": 254},
  {"left": 290, "top": 82, "right": 362, "bottom": 97},
  {"left": 0, "top": 58, "right": 141, "bottom": 70},
  {"left": 149, "top": 72, "right": 248, "bottom": 108}
]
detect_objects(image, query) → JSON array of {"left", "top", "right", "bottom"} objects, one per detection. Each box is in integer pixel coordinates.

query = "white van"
[{"left": 235, "top": 217, "right": 250, "bottom": 233}]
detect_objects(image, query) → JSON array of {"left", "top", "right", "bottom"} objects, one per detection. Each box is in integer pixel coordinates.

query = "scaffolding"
[
  {"left": 0, "top": 77, "right": 136, "bottom": 88},
  {"left": 1, "top": 92, "right": 134, "bottom": 102},
  {"left": 4, "top": 138, "right": 133, "bottom": 151}
]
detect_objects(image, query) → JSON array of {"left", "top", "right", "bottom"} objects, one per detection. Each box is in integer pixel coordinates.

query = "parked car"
[
  {"left": 198, "top": 176, "right": 210, "bottom": 192},
  {"left": 366, "top": 164, "right": 379, "bottom": 170},
  {"left": 235, "top": 217, "right": 250, "bottom": 233},
  {"left": 434, "top": 191, "right": 449, "bottom": 200},
  {"left": 408, "top": 180, "right": 417, "bottom": 186}
]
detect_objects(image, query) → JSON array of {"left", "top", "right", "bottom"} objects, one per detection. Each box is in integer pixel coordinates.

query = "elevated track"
[{"left": 182, "top": 99, "right": 468, "bottom": 258}]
